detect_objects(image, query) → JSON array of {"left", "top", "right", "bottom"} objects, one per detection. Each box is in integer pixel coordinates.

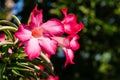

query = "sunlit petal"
[
  {"left": 25, "top": 38, "right": 41, "bottom": 60},
  {"left": 39, "top": 37, "right": 57, "bottom": 55},
  {"left": 41, "top": 19, "right": 64, "bottom": 36},
  {"left": 15, "top": 24, "right": 31, "bottom": 42},
  {"left": 63, "top": 48, "right": 75, "bottom": 67},
  {"left": 29, "top": 5, "right": 43, "bottom": 29}
]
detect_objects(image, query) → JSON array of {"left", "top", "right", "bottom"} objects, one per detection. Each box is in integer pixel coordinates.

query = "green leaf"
[
  {"left": 0, "top": 41, "right": 14, "bottom": 46},
  {"left": 4, "top": 30, "right": 15, "bottom": 41},
  {"left": 12, "top": 69, "right": 24, "bottom": 77},
  {"left": 39, "top": 53, "right": 54, "bottom": 75},
  {"left": 0, "top": 25, "right": 17, "bottom": 31},
  {"left": 12, "top": 15, "right": 21, "bottom": 26},
  {"left": 0, "top": 20, "right": 18, "bottom": 28},
  {"left": 0, "top": 63, "right": 6, "bottom": 80}
]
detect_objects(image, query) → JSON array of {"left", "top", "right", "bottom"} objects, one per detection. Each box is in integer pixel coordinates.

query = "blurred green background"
[{"left": 0, "top": 0, "right": 120, "bottom": 80}]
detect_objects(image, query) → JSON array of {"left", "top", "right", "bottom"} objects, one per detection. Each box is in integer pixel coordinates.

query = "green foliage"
[{"left": 0, "top": 63, "right": 6, "bottom": 80}]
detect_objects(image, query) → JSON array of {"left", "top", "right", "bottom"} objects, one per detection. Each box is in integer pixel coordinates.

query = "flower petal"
[
  {"left": 15, "top": 24, "right": 32, "bottom": 42},
  {"left": 61, "top": 8, "right": 84, "bottom": 34},
  {"left": 62, "top": 14, "right": 77, "bottom": 23},
  {"left": 63, "top": 47, "right": 75, "bottom": 67},
  {"left": 51, "top": 36, "right": 70, "bottom": 48},
  {"left": 62, "top": 8, "right": 77, "bottom": 23},
  {"left": 29, "top": 5, "right": 43, "bottom": 29},
  {"left": 62, "top": 8, "right": 68, "bottom": 17},
  {"left": 69, "top": 35, "right": 80, "bottom": 50},
  {"left": 41, "top": 19, "right": 64, "bottom": 36},
  {"left": 48, "top": 75, "right": 59, "bottom": 80},
  {"left": 39, "top": 37, "right": 57, "bottom": 55},
  {"left": 63, "top": 22, "right": 84, "bottom": 34},
  {"left": 25, "top": 38, "right": 41, "bottom": 60},
  {"left": 0, "top": 34, "right": 5, "bottom": 41},
  {"left": 0, "top": 54, "right": 2, "bottom": 58}
]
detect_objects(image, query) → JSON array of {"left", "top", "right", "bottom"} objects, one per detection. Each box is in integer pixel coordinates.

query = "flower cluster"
[
  {"left": 0, "top": 5, "right": 84, "bottom": 80},
  {"left": 15, "top": 5, "right": 84, "bottom": 67}
]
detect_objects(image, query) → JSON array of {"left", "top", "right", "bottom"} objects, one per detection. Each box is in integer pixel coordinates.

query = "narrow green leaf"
[
  {"left": 12, "top": 15, "right": 21, "bottom": 25},
  {"left": 12, "top": 69, "right": 24, "bottom": 77},
  {"left": 39, "top": 53, "right": 54, "bottom": 74},
  {"left": 34, "top": 65, "right": 49, "bottom": 78},
  {"left": 0, "top": 63, "right": 6, "bottom": 80},
  {"left": 0, "top": 20, "right": 18, "bottom": 28},
  {"left": 0, "top": 26, "right": 17, "bottom": 31},
  {"left": 4, "top": 30, "right": 15, "bottom": 41},
  {"left": 0, "top": 41, "right": 14, "bottom": 46}
]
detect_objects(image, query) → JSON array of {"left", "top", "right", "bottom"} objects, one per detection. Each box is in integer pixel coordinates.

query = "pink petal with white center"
[
  {"left": 0, "top": 34, "right": 5, "bottom": 41},
  {"left": 15, "top": 24, "right": 32, "bottom": 42},
  {"left": 69, "top": 35, "right": 80, "bottom": 50},
  {"left": 41, "top": 19, "right": 64, "bottom": 36},
  {"left": 39, "top": 37, "right": 57, "bottom": 55},
  {"left": 25, "top": 38, "right": 41, "bottom": 60},
  {"left": 29, "top": 5, "right": 43, "bottom": 29},
  {"left": 63, "top": 47, "right": 75, "bottom": 67}
]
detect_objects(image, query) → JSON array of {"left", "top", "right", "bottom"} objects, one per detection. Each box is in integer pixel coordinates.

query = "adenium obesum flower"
[
  {"left": 15, "top": 5, "right": 84, "bottom": 67},
  {"left": 51, "top": 8, "right": 83, "bottom": 66},
  {"left": 61, "top": 8, "right": 84, "bottom": 34},
  {"left": 52, "top": 34, "right": 80, "bottom": 67},
  {"left": 15, "top": 5, "right": 64, "bottom": 60}
]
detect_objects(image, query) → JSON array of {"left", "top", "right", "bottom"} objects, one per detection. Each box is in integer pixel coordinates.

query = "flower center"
[{"left": 32, "top": 28, "right": 42, "bottom": 38}]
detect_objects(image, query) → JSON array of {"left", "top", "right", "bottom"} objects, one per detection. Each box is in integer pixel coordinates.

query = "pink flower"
[
  {"left": 52, "top": 34, "right": 80, "bottom": 67},
  {"left": 15, "top": 5, "right": 64, "bottom": 60},
  {"left": 0, "top": 54, "right": 2, "bottom": 58},
  {"left": 47, "top": 75, "right": 59, "bottom": 80},
  {"left": 0, "top": 34, "right": 5, "bottom": 41},
  {"left": 8, "top": 48, "right": 13, "bottom": 54},
  {"left": 61, "top": 8, "right": 84, "bottom": 34}
]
